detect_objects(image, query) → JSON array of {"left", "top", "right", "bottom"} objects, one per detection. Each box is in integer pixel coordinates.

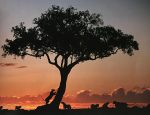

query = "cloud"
[
  {"left": 75, "top": 90, "right": 95, "bottom": 103},
  {"left": 125, "top": 88, "right": 150, "bottom": 103},
  {"left": 0, "top": 92, "right": 49, "bottom": 105},
  {"left": 0, "top": 63, "right": 17, "bottom": 67},
  {"left": 64, "top": 87, "right": 150, "bottom": 103},
  {"left": 63, "top": 90, "right": 112, "bottom": 103},
  {"left": 17, "top": 66, "right": 27, "bottom": 69},
  {"left": 112, "top": 88, "right": 126, "bottom": 101},
  {"left": 72, "top": 90, "right": 112, "bottom": 103},
  {"left": 0, "top": 63, "right": 27, "bottom": 69},
  {"left": 0, "top": 87, "right": 150, "bottom": 106}
]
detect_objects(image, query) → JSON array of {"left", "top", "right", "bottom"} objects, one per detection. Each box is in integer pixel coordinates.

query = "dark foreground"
[{"left": 0, "top": 108, "right": 150, "bottom": 115}]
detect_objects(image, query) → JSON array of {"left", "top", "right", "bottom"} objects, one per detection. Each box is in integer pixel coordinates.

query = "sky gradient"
[{"left": 0, "top": 0, "right": 150, "bottom": 107}]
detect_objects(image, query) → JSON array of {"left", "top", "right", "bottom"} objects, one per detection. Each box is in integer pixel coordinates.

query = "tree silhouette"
[{"left": 2, "top": 5, "right": 139, "bottom": 110}]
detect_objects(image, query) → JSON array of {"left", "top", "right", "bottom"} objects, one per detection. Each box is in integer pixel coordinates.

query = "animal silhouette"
[
  {"left": 0, "top": 106, "right": 3, "bottom": 110},
  {"left": 45, "top": 89, "right": 56, "bottom": 105},
  {"left": 145, "top": 103, "right": 150, "bottom": 109},
  {"left": 90, "top": 104, "right": 99, "bottom": 109},
  {"left": 15, "top": 106, "right": 21, "bottom": 110},
  {"left": 61, "top": 102, "right": 71, "bottom": 109},
  {"left": 102, "top": 102, "right": 109, "bottom": 109},
  {"left": 113, "top": 101, "right": 128, "bottom": 109}
]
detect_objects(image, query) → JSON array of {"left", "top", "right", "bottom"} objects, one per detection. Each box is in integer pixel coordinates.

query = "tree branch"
[
  {"left": 64, "top": 57, "right": 68, "bottom": 68},
  {"left": 54, "top": 54, "right": 61, "bottom": 69},
  {"left": 68, "top": 57, "right": 83, "bottom": 69},
  {"left": 61, "top": 58, "right": 64, "bottom": 68},
  {"left": 45, "top": 53, "right": 61, "bottom": 69},
  {"left": 68, "top": 54, "right": 98, "bottom": 69},
  {"left": 45, "top": 53, "right": 55, "bottom": 65}
]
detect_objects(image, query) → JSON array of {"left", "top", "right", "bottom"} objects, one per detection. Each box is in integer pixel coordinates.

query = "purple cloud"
[
  {"left": 0, "top": 63, "right": 17, "bottom": 67},
  {"left": 17, "top": 66, "right": 27, "bottom": 69},
  {"left": 0, "top": 87, "right": 150, "bottom": 106},
  {"left": 64, "top": 87, "right": 150, "bottom": 103}
]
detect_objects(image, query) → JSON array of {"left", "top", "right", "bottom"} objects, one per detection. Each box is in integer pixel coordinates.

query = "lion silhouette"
[
  {"left": 0, "top": 106, "right": 3, "bottom": 110},
  {"left": 15, "top": 106, "right": 22, "bottom": 110},
  {"left": 61, "top": 102, "right": 71, "bottom": 109},
  {"left": 113, "top": 101, "right": 128, "bottom": 109},
  {"left": 91, "top": 104, "right": 99, "bottom": 109},
  {"left": 102, "top": 102, "right": 109, "bottom": 109}
]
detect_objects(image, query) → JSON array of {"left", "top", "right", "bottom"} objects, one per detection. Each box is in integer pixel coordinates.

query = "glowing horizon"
[{"left": 1, "top": 87, "right": 149, "bottom": 110}]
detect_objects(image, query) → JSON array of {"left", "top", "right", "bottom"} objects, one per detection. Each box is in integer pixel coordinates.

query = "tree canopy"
[{"left": 2, "top": 6, "right": 138, "bottom": 70}]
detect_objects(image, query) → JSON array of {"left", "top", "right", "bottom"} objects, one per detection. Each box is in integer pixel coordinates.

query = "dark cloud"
[
  {"left": 0, "top": 63, "right": 17, "bottom": 67},
  {"left": 0, "top": 92, "right": 49, "bottom": 105},
  {"left": 0, "top": 87, "right": 150, "bottom": 106},
  {"left": 75, "top": 90, "right": 96, "bottom": 103},
  {"left": 125, "top": 88, "right": 150, "bottom": 103},
  {"left": 0, "top": 63, "right": 27, "bottom": 69},
  {"left": 112, "top": 88, "right": 126, "bottom": 101},
  {"left": 65, "top": 87, "right": 150, "bottom": 103},
  {"left": 17, "top": 66, "right": 27, "bottom": 69},
  {"left": 71, "top": 90, "right": 111, "bottom": 103}
]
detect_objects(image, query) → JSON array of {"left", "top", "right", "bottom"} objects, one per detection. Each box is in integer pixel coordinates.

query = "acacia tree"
[{"left": 2, "top": 5, "right": 138, "bottom": 109}]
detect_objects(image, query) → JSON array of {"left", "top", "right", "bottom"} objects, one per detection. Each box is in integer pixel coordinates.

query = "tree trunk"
[{"left": 48, "top": 68, "right": 70, "bottom": 110}]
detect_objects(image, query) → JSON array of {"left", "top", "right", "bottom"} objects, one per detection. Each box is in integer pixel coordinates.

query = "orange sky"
[
  {"left": 0, "top": 0, "right": 150, "bottom": 100},
  {"left": 0, "top": 52, "right": 149, "bottom": 97}
]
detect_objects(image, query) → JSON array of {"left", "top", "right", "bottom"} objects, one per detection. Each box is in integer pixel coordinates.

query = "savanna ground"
[{"left": 0, "top": 108, "right": 150, "bottom": 115}]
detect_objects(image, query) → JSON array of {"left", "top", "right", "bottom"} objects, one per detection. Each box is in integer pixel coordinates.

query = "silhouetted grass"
[{"left": 0, "top": 108, "right": 150, "bottom": 115}]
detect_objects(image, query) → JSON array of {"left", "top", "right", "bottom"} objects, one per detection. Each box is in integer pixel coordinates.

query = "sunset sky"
[{"left": 0, "top": 0, "right": 150, "bottom": 109}]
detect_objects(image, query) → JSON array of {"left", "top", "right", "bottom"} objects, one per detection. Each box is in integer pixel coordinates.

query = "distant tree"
[{"left": 2, "top": 5, "right": 139, "bottom": 110}]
